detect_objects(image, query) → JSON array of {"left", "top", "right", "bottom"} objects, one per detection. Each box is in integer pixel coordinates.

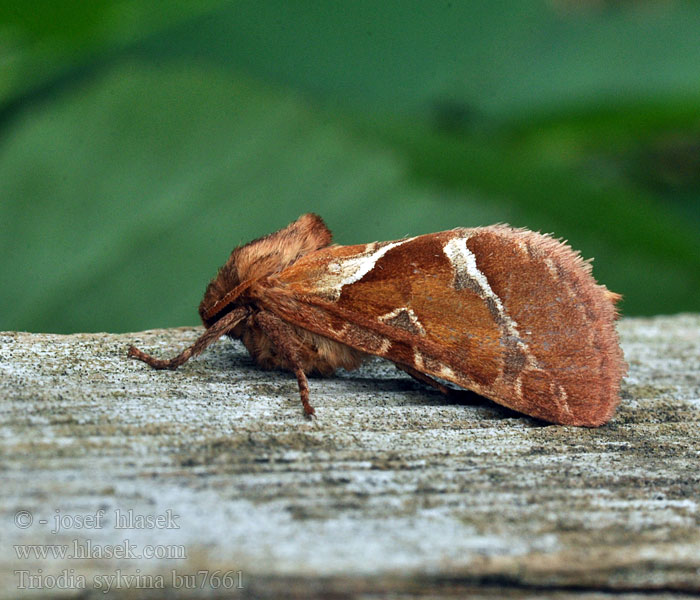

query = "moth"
[{"left": 129, "top": 214, "right": 626, "bottom": 426}]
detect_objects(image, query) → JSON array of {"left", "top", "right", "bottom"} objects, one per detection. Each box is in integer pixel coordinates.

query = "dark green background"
[{"left": 2, "top": 1, "right": 699, "bottom": 333}]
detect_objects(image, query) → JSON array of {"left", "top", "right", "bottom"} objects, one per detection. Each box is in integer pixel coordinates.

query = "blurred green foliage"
[{"left": 1, "top": 1, "right": 699, "bottom": 333}]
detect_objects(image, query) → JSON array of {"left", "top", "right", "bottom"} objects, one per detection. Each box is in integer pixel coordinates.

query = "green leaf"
[
  {"left": 0, "top": 1, "right": 226, "bottom": 107},
  {"left": 0, "top": 63, "right": 514, "bottom": 333},
  {"left": 143, "top": 0, "right": 700, "bottom": 118}
]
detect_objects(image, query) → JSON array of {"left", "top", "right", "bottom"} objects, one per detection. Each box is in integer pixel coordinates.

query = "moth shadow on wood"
[{"left": 338, "top": 367, "right": 532, "bottom": 423}]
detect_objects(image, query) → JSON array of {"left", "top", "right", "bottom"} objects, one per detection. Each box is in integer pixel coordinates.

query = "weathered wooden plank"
[{"left": 1, "top": 315, "right": 699, "bottom": 598}]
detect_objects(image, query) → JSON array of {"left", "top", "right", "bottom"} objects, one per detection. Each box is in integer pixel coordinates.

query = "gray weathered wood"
[{"left": 1, "top": 315, "right": 699, "bottom": 599}]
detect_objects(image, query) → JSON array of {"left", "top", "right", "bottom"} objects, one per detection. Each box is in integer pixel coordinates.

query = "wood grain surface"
[{"left": 1, "top": 315, "right": 699, "bottom": 598}]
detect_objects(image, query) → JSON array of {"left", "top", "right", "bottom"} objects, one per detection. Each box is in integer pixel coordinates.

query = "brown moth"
[{"left": 129, "top": 214, "right": 626, "bottom": 426}]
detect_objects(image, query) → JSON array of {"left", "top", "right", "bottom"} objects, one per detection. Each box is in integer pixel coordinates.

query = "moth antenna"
[
  {"left": 128, "top": 307, "right": 250, "bottom": 370},
  {"left": 202, "top": 280, "right": 254, "bottom": 321}
]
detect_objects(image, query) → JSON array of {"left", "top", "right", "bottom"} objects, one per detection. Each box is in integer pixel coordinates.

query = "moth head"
[{"left": 199, "top": 213, "right": 332, "bottom": 327}]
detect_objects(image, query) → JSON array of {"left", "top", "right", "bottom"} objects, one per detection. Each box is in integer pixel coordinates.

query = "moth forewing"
[{"left": 269, "top": 226, "right": 625, "bottom": 426}]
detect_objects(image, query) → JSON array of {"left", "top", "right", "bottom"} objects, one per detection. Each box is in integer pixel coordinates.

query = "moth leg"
[
  {"left": 395, "top": 363, "right": 453, "bottom": 396},
  {"left": 128, "top": 307, "right": 249, "bottom": 370},
  {"left": 293, "top": 366, "right": 314, "bottom": 418},
  {"left": 254, "top": 311, "right": 315, "bottom": 418}
]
